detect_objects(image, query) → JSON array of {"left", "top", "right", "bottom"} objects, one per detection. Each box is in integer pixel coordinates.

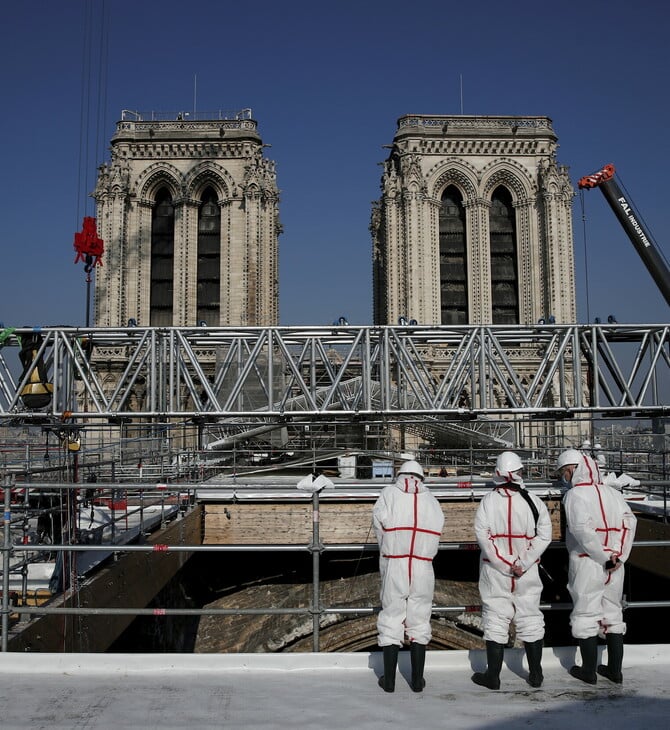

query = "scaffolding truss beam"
[{"left": 0, "top": 324, "right": 668, "bottom": 423}]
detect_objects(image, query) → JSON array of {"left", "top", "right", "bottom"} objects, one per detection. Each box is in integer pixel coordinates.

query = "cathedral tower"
[
  {"left": 372, "top": 115, "right": 575, "bottom": 326},
  {"left": 93, "top": 109, "right": 280, "bottom": 328}
]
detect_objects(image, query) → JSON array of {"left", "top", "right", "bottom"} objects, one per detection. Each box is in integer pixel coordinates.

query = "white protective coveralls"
[
  {"left": 474, "top": 476, "right": 552, "bottom": 644},
  {"left": 563, "top": 453, "right": 637, "bottom": 639},
  {"left": 373, "top": 474, "right": 444, "bottom": 646},
  {"left": 602, "top": 471, "right": 641, "bottom": 491},
  {"left": 582, "top": 443, "right": 640, "bottom": 491}
]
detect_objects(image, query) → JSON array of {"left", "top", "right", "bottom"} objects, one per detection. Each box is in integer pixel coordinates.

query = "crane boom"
[{"left": 578, "top": 163, "right": 670, "bottom": 307}]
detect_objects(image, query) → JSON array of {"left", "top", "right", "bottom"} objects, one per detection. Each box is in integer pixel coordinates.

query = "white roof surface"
[{"left": 1, "top": 644, "right": 668, "bottom": 729}]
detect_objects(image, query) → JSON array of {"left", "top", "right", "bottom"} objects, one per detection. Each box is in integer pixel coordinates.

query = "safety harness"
[{"left": 503, "top": 483, "right": 540, "bottom": 536}]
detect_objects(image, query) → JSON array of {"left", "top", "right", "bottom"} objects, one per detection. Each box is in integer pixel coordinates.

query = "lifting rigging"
[
  {"left": 18, "top": 6, "right": 110, "bottom": 412},
  {"left": 72, "top": 0, "right": 109, "bottom": 327},
  {"left": 73, "top": 216, "right": 104, "bottom": 272}
]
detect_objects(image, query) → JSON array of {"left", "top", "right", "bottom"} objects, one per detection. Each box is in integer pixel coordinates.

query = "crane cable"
[
  {"left": 76, "top": 0, "right": 109, "bottom": 226},
  {"left": 578, "top": 188, "right": 591, "bottom": 324},
  {"left": 71, "top": 0, "right": 109, "bottom": 648},
  {"left": 95, "top": 1, "right": 110, "bottom": 194}
]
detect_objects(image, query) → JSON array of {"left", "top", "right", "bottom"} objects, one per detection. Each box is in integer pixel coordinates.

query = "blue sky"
[{"left": 0, "top": 0, "right": 668, "bottom": 328}]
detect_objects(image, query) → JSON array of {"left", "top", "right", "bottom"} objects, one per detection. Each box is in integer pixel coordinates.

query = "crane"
[{"left": 578, "top": 164, "right": 670, "bottom": 307}]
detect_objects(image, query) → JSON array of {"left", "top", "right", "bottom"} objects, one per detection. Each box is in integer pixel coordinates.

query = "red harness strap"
[
  {"left": 485, "top": 487, "right": 535, "bottom": 570},
  {"left": 382, "top": 491, "right": 440, "bottom": 581}
]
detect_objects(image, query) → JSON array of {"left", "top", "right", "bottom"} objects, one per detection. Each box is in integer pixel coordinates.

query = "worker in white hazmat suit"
[
  {"left": 581, "top": 441, "right": 640, "bottom": 491},
  {"left": 602, "top": 470, "right": 641, "bottom": 491},
  {"left": 593, "top": 442, "right": 607, "bottom": 469},
  {"left": 558, "top": 449, "right": 637, "bottom": 685},
  {"left": 373, "top": 460, "right": 444, "bottom": 693},
  {"left": 471, "top": 451, "right": 552, "bottom": 690}
]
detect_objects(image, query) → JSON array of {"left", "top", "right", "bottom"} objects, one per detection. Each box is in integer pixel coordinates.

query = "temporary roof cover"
[{"left": 1, "top": 645, "right": 669, "bottom": 729}]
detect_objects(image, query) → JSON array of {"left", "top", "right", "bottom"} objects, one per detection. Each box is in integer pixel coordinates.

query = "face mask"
[
  {"left": 558, "top": 466, "right": 575, "bottom": 488},
  {"left": 509, "top": 470, "right": 524, "bottom": 485}
]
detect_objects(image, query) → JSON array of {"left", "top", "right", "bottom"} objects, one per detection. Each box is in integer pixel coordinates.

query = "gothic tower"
[
  {"left": 372, "top": 115, "right": 575, "bottom": 326},
  {"left": 93, "top": 109, "right": 280, "bottom": 328}
]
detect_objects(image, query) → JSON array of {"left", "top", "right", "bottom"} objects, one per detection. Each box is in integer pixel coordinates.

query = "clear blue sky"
[{"left": 1, "top": 0, "right": 668, "bottom": 328}]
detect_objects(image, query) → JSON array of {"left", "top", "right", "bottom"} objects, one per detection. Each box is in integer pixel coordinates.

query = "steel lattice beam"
[{"left": 0, "top": 325, "right": 667, "bottom": 423}]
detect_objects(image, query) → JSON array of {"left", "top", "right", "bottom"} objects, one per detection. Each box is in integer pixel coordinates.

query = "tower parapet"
[
  {"left": 94, "top": 108, "right": 279, "bottom": 329},
  {"left": 372, "top": 113, "right": 574, "bottom": 327}
]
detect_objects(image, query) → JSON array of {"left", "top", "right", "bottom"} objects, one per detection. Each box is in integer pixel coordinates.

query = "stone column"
[
  {"left": 180, "top": 197, "right": 200, "bottom": 327},
  {"left": 514, "top": 196, "right": 537, "bottom": 324},
  {"left": 136, "top": 198, "right": 153, "bottom": 327},
  {"left": 219, "top": 198, "right": 233, "bottom": 325},
  {"left": 243, "top": 188, "right": 260, "bottom": 326},
  {"left": 466, "top": 197, "right": 491, "bottom": 323},
  {"left": 425, "top": 198, "right": 442, "bottom": 324}
]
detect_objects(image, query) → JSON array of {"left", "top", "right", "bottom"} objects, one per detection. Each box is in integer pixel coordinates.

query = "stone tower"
[
  {"left": 372, "top": 115, "right": 575, "bottom": 326},
  {"left": 93, "top": 109, "right": 280, "bottom": 328}
]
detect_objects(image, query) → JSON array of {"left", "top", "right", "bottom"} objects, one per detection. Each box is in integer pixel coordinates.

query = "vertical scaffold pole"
[
  {"left": 311, "top": 490, "right": 321, "bottom": 652},
  {"left": 2, "top": 474, "right": 13, "bottom": 651}
]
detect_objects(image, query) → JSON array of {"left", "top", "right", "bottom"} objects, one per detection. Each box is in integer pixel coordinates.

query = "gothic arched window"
[
  {"left": 197, "top": 187, "right": 221, "bottom": 325},
  {"left": 150, "top": 187, "right": 174, "bottom": 326},
  {"left": 489, "top": 186, "right": 519, "bottom": 324},
  {"left": 439, "top": 185, "right": 468, "bottom": 324}
]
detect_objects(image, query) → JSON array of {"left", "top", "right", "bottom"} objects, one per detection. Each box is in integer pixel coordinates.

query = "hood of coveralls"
[
  {"left": 491, "top": 451, "right": 524, "bottom": 487},
  {"left": 393, "top": 473, "right": 427, "bottom": 494},
  {"left": 492, "top": 472, "right": 525, "bottom": 488},
  {"left": 569, "top": 452, "right": 602, "bottom": 487}
]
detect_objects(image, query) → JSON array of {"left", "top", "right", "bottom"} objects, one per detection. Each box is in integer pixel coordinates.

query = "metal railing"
[
  {"left": 2, "top": 478, "right": 669, "bottom": 652},
  {"left": 120, "top": 109, "right": 254, "bottom": 122}
]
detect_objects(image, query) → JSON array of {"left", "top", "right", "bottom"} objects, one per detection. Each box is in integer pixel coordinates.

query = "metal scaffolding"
[
  {"left": 0, "top": 324, "right": 668, "bottom": 423},
  {"left": 2, "top": 480, "right": 669, "bottom": 652}
]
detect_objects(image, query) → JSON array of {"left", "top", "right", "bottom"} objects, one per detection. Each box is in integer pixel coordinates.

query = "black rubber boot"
[
  {"left": 410, "top": 642, "right": 427, "bottom": 692},
  {"left": 471, "top": 641, "right": 505, "bottom": 690},
  {"left": 378, "top": 645, "right": 399, "bottom": 692},
  {"left": 569, "top": 636, "right": 598, "bottom": 684},
  {"left": 598, "top": 633, "right": 624, "bottom": 684},
  {"left": 524, "top": 639, "right": 544, "bottom": 688}
]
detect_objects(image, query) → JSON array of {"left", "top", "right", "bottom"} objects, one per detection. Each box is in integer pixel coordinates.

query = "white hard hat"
[
  {"left": 495, "top": 451, "right": 523, "bottom": 475},
  {"left": 581, "top": 439, "right": 592, "bottom": 450},
  {"left": 398, "top": 460, "right": 424, "bottom": 480},
  {"left": 557, "top": 449, "right": 582, "bottom": 470}
]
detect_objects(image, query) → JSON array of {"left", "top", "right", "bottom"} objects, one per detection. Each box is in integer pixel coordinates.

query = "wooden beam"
[{"left": 204, "top": 500, "right": 564, "bottom": 545}]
